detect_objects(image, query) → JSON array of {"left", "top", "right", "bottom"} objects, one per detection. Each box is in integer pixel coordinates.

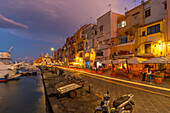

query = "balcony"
[
  {"left": 72, "top": 50, "right": 75, "bottom": 55},
  {"left": 97, "top": 31, "right": 105, "bottom": 38},
  {"left": 83, "top": 37, "right": 88, "bottom": 41},
  {"left": 72, "top": 40, "right": 76, "bottom": 45},
  {"left": 96, "top": 44, "right": 109, "bottom": 50},
  {"left": 77, "top": 47, "right": 84, "bottom": 52}
]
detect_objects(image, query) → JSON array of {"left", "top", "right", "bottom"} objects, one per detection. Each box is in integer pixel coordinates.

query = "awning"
[
  {"left": 142, "top": 57, "right": 168, "bottom": 64},
  {"left": 124, "top": 57, "right": 147, "bottom": 64},
  {"left": 112, "top": 59, "right": 126, "bottom": 64},
  {"left": 101, "top": 59, "right": 113, "bottom": 64},
  {"left": 165, "top": 56, "right": 170, "bottom": 63}
]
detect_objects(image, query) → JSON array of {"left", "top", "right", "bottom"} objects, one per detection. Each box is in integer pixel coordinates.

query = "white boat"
[{"left": 0, "top": 47, "right": 21, "bottom": 82}]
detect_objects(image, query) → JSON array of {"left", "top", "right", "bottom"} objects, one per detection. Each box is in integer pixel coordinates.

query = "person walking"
[
  {"left": 146, "top": 68, "right": 152, "bottom": 84},
  {"left": 141, "top": 68, "right": 146, "bottom": 82}
]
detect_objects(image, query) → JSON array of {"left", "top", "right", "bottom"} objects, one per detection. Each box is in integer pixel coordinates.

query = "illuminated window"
[
  {"left": 122, "top": 21, "right": 126, "bottom": 27},
  {"left": 118, "top": 21, "right": 126, "bottom": 28},
  {"left": 85, "top": 34, "right": 87, "bottom": 39}
]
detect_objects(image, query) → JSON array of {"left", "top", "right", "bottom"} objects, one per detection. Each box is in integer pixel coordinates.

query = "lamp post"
[{"left": 51, "top": 48, "right": 54, "bottom": 62}]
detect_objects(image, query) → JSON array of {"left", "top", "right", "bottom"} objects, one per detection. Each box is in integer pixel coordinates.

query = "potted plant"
[
  {"left": 154, "top": 75, "right": 162, "bottom": 84},
  {"left": 110, "top": 70, "right": 115, "bottom": 76},
  {"left": 128, "top": 71, "right": 133, "bottom": 80}
]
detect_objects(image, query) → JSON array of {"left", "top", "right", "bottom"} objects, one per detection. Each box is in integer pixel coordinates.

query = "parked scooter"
[{"left": 95, "top": 92, "right": 135, "bottom": 113}]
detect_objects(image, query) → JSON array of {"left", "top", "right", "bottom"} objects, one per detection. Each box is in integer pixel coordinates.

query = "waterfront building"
[
  {"left": 67, "top": 36, "right": 73, "bottom": 65},
  {"left": 95, "top": 11, "right": 120, "bottom": 67},
  {"left": 53, "top": 51, "right": 57, "bottom": 63},
  {"left": 72, "top": 25, "right": 86, "bottom": 68},
  {"left": 61, "top": 46, "right": 65, "bottom": 64},
  {"left": 165, "top": 0, "right": 170, "bottom": 55},
  {"left": 83, "top": 24, "right": 97, "bottom": 69},
  {"left": 111, "top": 2, "right": 146, "bottom": 59},
  {"left": 34, "top": 52, "right": 52, "bottom": 65},
  {"left": 136, "top": 0, "right": 167, "bottom": 57},
  {"left": 144, "top": 0, "right": 166, "bottom": 25}
]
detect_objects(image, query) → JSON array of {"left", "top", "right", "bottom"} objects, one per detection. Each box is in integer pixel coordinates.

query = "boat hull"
[{"left": 0, "top": 78, "right": 9, "bottom": 82}]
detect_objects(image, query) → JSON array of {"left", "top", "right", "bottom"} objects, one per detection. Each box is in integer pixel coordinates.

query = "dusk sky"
[{"left": 0, "top": 0, "right": 144, "bottom": 60}]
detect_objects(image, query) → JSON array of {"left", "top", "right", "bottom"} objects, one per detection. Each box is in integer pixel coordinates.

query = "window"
[
  {"left": 92, "top": 39, "right": 94, "bottom": 48},
  {"left": 142, "top": 31, "right": 145, "bottom": 36},
  {"left": 125, "top": 31, "right": 128, "bottom": 35},
  {"left": 80, "top": 53, "right": 83, "bottom": 57},
  {"left": 156, "top": 24, "right": 160, "bottom": 32},
  {"left": 145, "top": 44, "right": 151, "bottom": 54},
  {"left": 147, "top": 27, "right": 151, "bottom": 35},
  {"left": 118, "top": 21, "right": 126, "bottom": 28},
  {"left": 85, "top": 34, "right": 87, "bottom": 39},
  {"left": 112, "top": 42, "right": 114, "bottom": 46},
  {"left": 147, "top": 24, "right": 160, "bottom": 35},
  {"left": 95, "top": 30, "right": 97, "bottom": 35},
  {"left": 164, "top": 2, "right": 167, "bottom": 10},
  {"left": 145, "top": 9, "right": 151, "bottom": 18},
  {"left": 122, "top": 21, "right": 126, "bottom": 27},
  {"left": 118, "top": 36, "right": 128, "bottom": 44},
  {"left": 99, "top": 26, "right": 103, "bottom": 32},
  {"left": 86, "top": 42, "right": 88, "bottom": 50},
  {"left": 152, "top": 26, "right": 156, "bottom": 34},
  {"left": 118, "top": 23, "right": 121, "bottom": 28}
]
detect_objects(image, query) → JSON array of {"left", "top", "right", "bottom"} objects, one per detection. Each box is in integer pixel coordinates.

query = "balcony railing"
[
  {"left": 97, "top": 31, "right": 105, "bottom": 38},
  {"left": 96, "top": 44, "right": 109, "bottom": 50}
]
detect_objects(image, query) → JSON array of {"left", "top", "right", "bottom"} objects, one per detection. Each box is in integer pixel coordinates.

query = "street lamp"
[{"left": 51, "top": 47, "right": 54, "bottom": 59}]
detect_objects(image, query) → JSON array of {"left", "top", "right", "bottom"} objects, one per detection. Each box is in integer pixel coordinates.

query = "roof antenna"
[
  {"left": 108, "top": 4, "right": 111, "bottom": 11},
  {"left": 90, "top": 17, "right": 92, "bottom": 24},
  {"left": 124, "top": 7, "right": 128, "bottom": 13}
]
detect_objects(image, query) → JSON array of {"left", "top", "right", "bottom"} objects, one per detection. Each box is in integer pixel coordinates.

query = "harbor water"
[{"left": 0, "top": 70, "right": 46, "bottom": 113}]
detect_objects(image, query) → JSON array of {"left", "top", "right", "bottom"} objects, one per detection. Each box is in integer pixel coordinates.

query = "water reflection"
[{"left": 0, "top": 73, "right": 45, "bottom": 113}]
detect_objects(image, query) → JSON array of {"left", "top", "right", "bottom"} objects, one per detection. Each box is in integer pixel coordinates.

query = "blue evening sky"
[{"left": 0, "top": 0, "right": 144, "bottom": 60}]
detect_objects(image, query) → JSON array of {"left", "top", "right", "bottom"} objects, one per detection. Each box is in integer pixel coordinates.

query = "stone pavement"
[
  {"left": 41, "top": 69, "right": 101, "bottom": 113},
  {"left": 57, "top": 66, "right": 170, "bottom": 113},
  {"left": 57, "top": 66, "right": 170, "bottom": 89}
]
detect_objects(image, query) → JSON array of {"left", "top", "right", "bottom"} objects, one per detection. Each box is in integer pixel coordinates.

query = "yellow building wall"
[
  {"left": 111, "top": 3, "right": 145, "bottom": 58},
  {"left": 73, "top": 25, "right": 86, "bottom": 67},
  {"left": 137, "top": 20, "right": 166, "bottom": 57},
  {"left": 115, "top": 44, "right": 135, "bottom": 53}
]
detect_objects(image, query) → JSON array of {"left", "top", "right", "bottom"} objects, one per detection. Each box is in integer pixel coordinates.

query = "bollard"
[{"left": 88, "top": 84, "right": 92, "bottom": 93}]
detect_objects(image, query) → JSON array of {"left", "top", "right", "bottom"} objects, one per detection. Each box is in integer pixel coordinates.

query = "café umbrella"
[
  {"left": 126, "top": 57, "right": 147, "bottom": 64},
  {"left": 142, "top": 57, "right": 168, "bottom": 70},
  {"left": 142, "top": 57, "right": 168, "bottom": 64}
]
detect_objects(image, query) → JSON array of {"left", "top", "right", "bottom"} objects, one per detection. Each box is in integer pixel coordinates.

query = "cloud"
[
  {"left": 0, "top": 0, "right": 143, "bottom": 43},
  {"left": 0, "top": 14, "right": 28, "bottom": 29}
]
